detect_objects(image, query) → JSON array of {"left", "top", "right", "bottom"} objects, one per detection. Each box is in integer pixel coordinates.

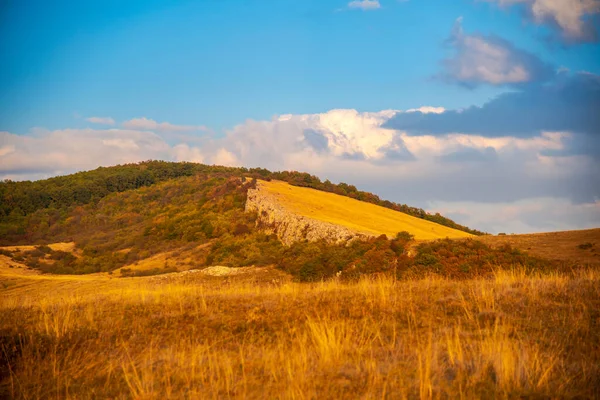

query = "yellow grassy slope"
[{"left": 260, "top": 180, "right": 473, "bottom": 240}]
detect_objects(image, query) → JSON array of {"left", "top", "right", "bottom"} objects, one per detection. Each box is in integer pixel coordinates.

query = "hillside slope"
[{"left": 256, "top": 180, "right": 473, "bottom": 240}]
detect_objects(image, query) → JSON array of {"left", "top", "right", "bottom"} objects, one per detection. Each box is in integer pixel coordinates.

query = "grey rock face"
[{"left": 245, "top": 182, "right": 374, "bottom": 246}]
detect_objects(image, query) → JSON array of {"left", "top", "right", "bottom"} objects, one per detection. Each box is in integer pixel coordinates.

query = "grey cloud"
[
  {"left": 379, "top": 135, "right": 416, "bottom": 162},
  {"left": 485, "top": 0, "right": 600, "bottom": 44},
  {"left": 341, "top": 152, "right": 367, "bottom": 161},
  {"left": 382, "top": 147, "right": 416, "bottom": 162},
  {"left": 439, "top": 146, "right": 498, "bottom": 163},
  {"left": 439, "top": 18, "right": 554, "bottom": 87},
  {"left": 303, "top": 129, "right": 329, "bottom": 153},
  {"left": 385, "top": 72, "right": 600, "bottom": 143},
  {"left": 541, "top": 132, "right": 600, "bottom": 159}
]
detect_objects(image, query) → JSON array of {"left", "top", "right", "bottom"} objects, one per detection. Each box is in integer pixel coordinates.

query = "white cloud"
[
  {"left": 399, "top": 131, "right": 570, "bottom": 157},
  {"left": 488, "top": 0, "right": 600, "bottom": 42},
  {"left": 172, "top": 144, "right": 204, "bottom": 163},
  {"left": 440, "top": 17, "right": 553, "bottom": 86},
  {"left": 0, "top": 128, "right": 191, "bottom": 177},
  {"left": 122, "top": 117, "right": 207, "bottom": 132},
  {"left": 0, "top": 144, "right": 16, "bottom": 157},
  {"left": 348, "top": 0, "right": 381, "bottom": 10},
  {"left": 406, "top": 106, "right": 446, "bottom": 114},
  {"left": 213, "top": 148, "right": 239, "bottom": 166},
  {"left": 101, "top": 138, "right": 140, "bottom": 150},
  {"left": 86, "top": 116, "right": 115, "bottom": 125}
]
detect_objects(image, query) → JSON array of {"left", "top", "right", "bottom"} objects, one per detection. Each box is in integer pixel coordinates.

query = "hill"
[
  {"left": 0, "top": 161, "right": 593, "bottom": 281},
  {"left": 0, "top": 161, "right": 484, "bottom": 241},
  {"left": 0, "top": 161, "right": 490, "bottom": 278}
]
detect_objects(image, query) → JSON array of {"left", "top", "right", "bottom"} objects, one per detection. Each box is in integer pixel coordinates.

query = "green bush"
[
  {"left": 415, "top": 253, "right": 439, "bottom": 267},
  {"left": 395, "top": 231, "right": 414, "bottom": 241}
]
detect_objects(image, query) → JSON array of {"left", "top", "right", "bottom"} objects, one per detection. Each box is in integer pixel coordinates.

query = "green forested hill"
[{"left": 0, "top": 161, "right": 485, "bottom": 238}]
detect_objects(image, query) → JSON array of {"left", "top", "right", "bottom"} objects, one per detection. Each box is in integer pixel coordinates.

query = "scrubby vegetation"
[
  {"left": 0, "top": 169, "right": 564, "bottom": 280},
  {"left": 9, "top": 160, "right": 562, "bottom": 283},
  {"left": 1, "top": 267, "right": 599, "bottom": 398},
  {"left": 406, "top": 239, "right": 560, "bottom": 279},
  {"left": 0, "top": 162, "right": 493, "bottom": 277},
  {"left": 0, "top": 173, "right": 256, "bottom": 274},
  {"left": 0, "top": 209, "right": 558, "bottom": 281}
]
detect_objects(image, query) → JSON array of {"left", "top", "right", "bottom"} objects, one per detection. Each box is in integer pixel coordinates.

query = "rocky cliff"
[{"left": 245, "top": 182, "right": 374, "bottom": 246}]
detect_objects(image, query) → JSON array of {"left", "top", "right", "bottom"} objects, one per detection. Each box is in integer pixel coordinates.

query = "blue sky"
[
  {"left": 2, "top": 0, "right": 598, "bottom": 133},
  {"left": 1, "top": 0, "right": 599, "bottom": 233}
]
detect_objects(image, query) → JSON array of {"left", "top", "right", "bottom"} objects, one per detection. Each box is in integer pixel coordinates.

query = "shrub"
[
  {"left": 395, "top": 231, "right": 414, "bottom": 241},
  {"left": 25, "top": 249, "right": 44, "bottom": 258},
  {"left": 298, "top": 261, "right": 322, "bottom": 282},
  {"left": 119, "top": 267, "right": 178, "bottom": 277},
  {"left": 35, "top": 245, "right": 52, "bottom": 254},
  {"left": 414, "top": 253, "right": 439, "bottom": 267},
  {"left": 233, "top": 223, "right": 250, "bottom": 236}
]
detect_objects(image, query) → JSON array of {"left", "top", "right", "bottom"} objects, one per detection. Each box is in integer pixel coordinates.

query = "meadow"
[{"left": 2, "top": 263, "right": 599, "bottom": 399}]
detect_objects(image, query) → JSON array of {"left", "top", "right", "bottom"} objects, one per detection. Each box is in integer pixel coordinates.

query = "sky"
[{"left": 1, "top": 0, "right": 599, "bottom": 234}]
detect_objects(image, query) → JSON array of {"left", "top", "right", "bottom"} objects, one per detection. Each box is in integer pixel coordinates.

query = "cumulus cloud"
[
  {"left": 439, "top": 17, "right": 554, "bottom": 86},
  {"left": 406, "top": 106, "right": 446, "bottom": 114},
  {"left": 348, "top": 0, "right": 381, "bottom": 10},
  {"left": 86, "top": 116, "right": 115, "bottom": 125},
  {"left": 211, "top": 109, "right": 401, "bottom": 169},
  {"left": 122, "top": 117, "right": 208, "bottom": 132},
  {"left": 172, "top": 143, "right": 204, "bottom": 163},
  {"left": 0, "top": 128, "right": 197, "bottom": 179},
  {"left": 208, "top": 109, "right": 598, "bottom": 207},
  {"left": 487, "top": 0, "right": 600, "bottom": 43}
]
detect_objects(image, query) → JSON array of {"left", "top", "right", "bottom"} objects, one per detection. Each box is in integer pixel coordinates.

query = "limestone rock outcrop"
[{"left": 245, "top": 182, "right": 374, "bottom": 246}]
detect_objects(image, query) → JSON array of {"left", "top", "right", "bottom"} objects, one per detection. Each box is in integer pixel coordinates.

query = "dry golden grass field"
[
  {"left": 480, "top": 228, "right": 600, "bottom": 266},
  {"left": 259, "top": 180, "right": 473, "bottom": 240},
  {"left": 1, "top": 248, "right": 600, "bottom": 399}
]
